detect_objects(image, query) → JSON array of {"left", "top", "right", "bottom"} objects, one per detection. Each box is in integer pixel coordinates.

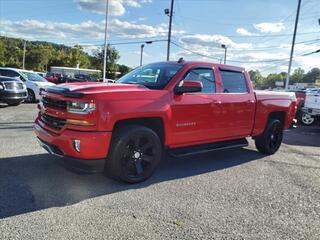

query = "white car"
[{"left": 0, "top": 67, "right": 55, "bottom": 102}]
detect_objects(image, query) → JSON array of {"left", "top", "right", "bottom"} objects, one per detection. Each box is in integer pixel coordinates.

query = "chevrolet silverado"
[{"left": 34, "top": 61, "right": 297, "bottom": 183}]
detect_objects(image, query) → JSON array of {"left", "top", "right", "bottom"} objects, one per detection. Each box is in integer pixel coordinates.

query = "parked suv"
[
  {"left": 0, "top": 76, "right": 27, "bottom": 106},
  {"left": 0, "top": 67, "right": 55, "bottom": 102}
]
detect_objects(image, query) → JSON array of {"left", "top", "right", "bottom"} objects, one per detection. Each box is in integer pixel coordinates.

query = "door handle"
[
  {"left": 212, "top": 100, "right": 222, "bottom": 104},
  {"left": 247, "top": 100, "right": 255, "bottom": 103}
]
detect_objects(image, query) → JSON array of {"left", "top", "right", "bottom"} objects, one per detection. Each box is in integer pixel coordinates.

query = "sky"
[{"left": 0, "top": 0, "right": 319, "bottom": 75}]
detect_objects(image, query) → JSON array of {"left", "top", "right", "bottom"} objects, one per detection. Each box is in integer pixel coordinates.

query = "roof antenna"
[{"left": 177, "top": 57, "right": 185, "bottom": 63}]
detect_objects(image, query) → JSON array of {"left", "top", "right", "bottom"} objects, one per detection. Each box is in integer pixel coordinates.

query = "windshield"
[
  {"left": 117, "top": 63, "right": 183, "bottom": 89},
  {"left": 21, "top": 71, "right": 48, "bottom": 82}
]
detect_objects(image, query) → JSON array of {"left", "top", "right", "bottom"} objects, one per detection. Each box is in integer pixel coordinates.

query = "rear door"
[{"left": 217, "top": 68, "right": 255, "bottom": 138}]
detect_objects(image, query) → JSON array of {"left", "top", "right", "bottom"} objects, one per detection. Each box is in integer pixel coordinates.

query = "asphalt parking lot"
[{"left": 0, "top": 103, "right": 319, "bottom": 240}]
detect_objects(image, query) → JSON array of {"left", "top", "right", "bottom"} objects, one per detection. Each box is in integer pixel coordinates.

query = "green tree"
[
  {"left": 63, "top": 45, "right": 91, "bottom": 68},
  {"left": 91, "top": 45, "right": 120, "bottom": 79},
  {"left": 0, "top": 36, "right": 130, "bottom": 77},
  {"left": 291, "top": 67, "right": 305, "bottom": 83},
  {"left": 303, "top": 68, "right": 320, "bottom": 83},
  {"left": 118, "top": 64, "right": 131, "bottom": 78},
  {"left": 0, "top": 40, "right": 6, "bottom": 66},
  {"left": 248, "top": 70, "right": 264, "bottom": 89},
  {"left": 25, "top": 44, "right": 51, "bottom": 71},
  {"left": 264, "top": 72, "right": 287, "bottom": 89}
]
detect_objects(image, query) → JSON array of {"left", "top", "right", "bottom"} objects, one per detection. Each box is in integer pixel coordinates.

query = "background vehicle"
[
  {"left": 0, "top": 76, "right": 27, "bottom": 106},
  {"left": 301, "top": 88, "right": 320, "bottom": 126},
  {"left": 289, "top": 89, "right": 310, "bottom": 125},
  {"left": 64, "top": 74, "right": 99, "bottom": 83},
  {"left": 45, "top": 73, "right": 61, "bottom": 84},
  {"left": 0, "top": 67, "right": 55, "bottom": 102},
  {"left": 35, "top": 72, "right": 47, "bottom": 78},
  {"left": 34, "top": 61, "right": 297, "bottom": 183}
]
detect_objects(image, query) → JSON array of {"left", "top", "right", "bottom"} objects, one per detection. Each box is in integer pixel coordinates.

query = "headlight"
[
  {"left": 67, "top": 101, "right": 96, "bottom": 114},
  {"left": 0, "top": 84, "right": 3, "bottom": 90}
]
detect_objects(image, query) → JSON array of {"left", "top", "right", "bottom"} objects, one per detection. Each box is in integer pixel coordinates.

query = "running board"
[{"left": 168, "top": 138, "right": 248, "bottom": 157}]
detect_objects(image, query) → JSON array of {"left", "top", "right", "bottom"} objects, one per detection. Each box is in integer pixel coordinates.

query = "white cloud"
[
  {"left": 109, "top": 19, "right": 167, "bottom": 38},
  {"left": 76, "top": 0, "right": 151, "bottom": 16},
  {"left": 254, "top": 22, "right": 285, "bottom": 33},
  {"left": 236, "top": 28, "right": 259, "bottom": 36},
  {"left": 0, "top": 19, "right": 169, "bottom": 41},
  {"left": 180, "top": 34, "right": 252, "bottom": 49}
]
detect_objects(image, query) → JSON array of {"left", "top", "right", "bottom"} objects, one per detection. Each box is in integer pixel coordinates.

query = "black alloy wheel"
[
  {"left": 255, "top": 119, "right": 283, "bottom": 154},
  {"left": 105, "top": 125, "right": 162, "bottom": 183}
]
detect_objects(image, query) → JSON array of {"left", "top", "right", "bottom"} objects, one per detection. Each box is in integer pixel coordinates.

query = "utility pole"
[
  {"left": 165, "top": 0, "right": 174, "bottom": 61},
  {"left": 221, "top": 44, "right": 227, "bottom": 64},
  {"left": 285, "top": 0, "right": 301, "bottom": 90},
  {"left": 140, "top": 44, "right": 145, "bottom": 66},
  {"left": 22, "top": 40, "right": 26, "bottom": 69},
  {"left": 103, "top": 0, "right": 110, "bottom": 82}
]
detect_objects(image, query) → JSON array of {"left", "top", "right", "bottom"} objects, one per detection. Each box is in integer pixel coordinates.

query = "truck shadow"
[
  {"left": 283, "top": 126, "right": 320, "bottom": 147},
  {"left": 0, "top": 148, "right": 264, "bottom": 219}
]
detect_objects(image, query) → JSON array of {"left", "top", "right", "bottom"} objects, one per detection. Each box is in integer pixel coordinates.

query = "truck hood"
[{"left": 46, "top": 82, "right": 149, "bottom": 97}]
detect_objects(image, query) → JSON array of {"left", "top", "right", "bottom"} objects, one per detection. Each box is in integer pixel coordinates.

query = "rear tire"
[
  {"left": 105, "top": 125, "right": 163, "bottom": 183},
  {"left": 255, "top": 119, "right": 283, "bottom": 154}
]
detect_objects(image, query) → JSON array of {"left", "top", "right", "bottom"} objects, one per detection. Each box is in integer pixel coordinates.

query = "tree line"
[
  {"left": 249, "top": 67, "right": 320, "bottom": 89},
  {"left": 0, "top": 36, "right": 131, "bottom": 79}
]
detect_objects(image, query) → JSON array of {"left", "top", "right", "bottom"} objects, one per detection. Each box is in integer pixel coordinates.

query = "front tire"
[
  {"left": 255, "top": 119, "right": 283, "bottom": 154},
  {"left": 300, "top": 113, "right": 315, "bottom": 125},
  {"left": 25, "top": 89, "right": 36, "bottom": 103},
  {"left": 105, "top": 125, "right": 163, "bottom": 183}
]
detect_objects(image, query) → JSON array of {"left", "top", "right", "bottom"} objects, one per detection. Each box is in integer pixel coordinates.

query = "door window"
[
  {"left": 183, "top": 68, "right": 215, "bottom": 93},
  {"left": 220, "top": 70, "right": 248, "bottom": 93}
]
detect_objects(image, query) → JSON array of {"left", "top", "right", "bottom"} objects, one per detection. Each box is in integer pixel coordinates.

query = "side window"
[
  {"left": 183, "top": 68, "right": 215, "bottom": 93},
  {"left": 220, "top": 70, "right": 248, "bottom": 93},
  {"left": 7, "top": 70, "right": 20, "bottom": 78}
]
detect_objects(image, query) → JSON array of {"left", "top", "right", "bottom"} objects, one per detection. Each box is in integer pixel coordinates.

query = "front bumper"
[
  {"left": 302, "top": 107, "right": 320, "bottom": 116},
  {"left": 34, "top": 122, "right": 112, "bottom": 172},
  {"left": 0, "top": 90, "right": 27, "bottom": 100}
]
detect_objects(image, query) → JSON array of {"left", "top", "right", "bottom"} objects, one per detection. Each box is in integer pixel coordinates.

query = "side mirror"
[{"left": 174, "top": 80, "right": 202, "bottom": 95}]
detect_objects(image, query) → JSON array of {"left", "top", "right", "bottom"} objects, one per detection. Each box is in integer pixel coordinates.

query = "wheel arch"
[
  {"left": 112, "top": 117, "right": 165, "bottom": 145},
  {"left": 268, "top": 111, "right": 286, "bottom": 124}
]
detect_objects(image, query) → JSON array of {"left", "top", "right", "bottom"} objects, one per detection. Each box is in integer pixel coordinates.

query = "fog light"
[{"left": 73, "top": 139, "right": 81, "bottom": 152}]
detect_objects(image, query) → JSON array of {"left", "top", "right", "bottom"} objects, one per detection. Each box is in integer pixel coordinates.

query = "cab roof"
[{"left": 146, "top": 60, "right": 245, "bottom": 72}]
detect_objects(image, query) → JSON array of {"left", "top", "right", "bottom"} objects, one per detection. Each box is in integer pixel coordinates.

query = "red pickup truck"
[{"left": 34, "top": 61, "right": 297, "bottom": 183}]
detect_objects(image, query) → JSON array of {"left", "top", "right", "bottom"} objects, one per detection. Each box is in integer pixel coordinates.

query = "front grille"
[
  {"left": 42, "top": 97, "right": 67, "bottom": 110},
  {"left": 4, "top": 82, "right": 24, "bottom": 90},
  {"left": 40, "top": 114, "right": 66, "bottom": 130}
]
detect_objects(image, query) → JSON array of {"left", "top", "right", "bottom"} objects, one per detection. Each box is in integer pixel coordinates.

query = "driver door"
[{"left": 170, "top": 67, "right": 224, "bottom": 147}]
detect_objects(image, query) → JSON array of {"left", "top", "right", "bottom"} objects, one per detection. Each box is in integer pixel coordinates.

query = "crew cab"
[{"left": 34, "top": 61, "right": 297, "bottom": 183}]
